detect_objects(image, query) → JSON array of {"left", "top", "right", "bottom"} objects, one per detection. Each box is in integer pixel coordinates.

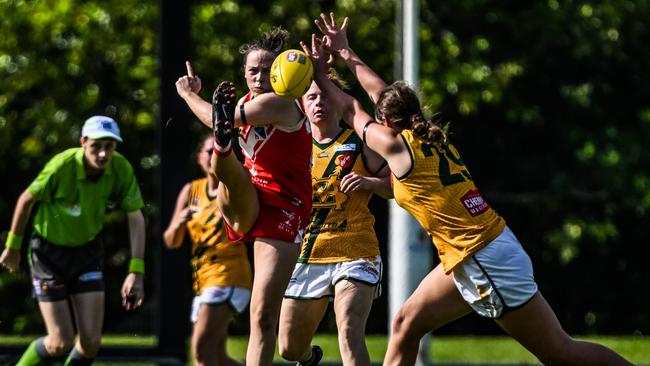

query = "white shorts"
[
  {"left": 452, "top": 226, "right": 538, "bottom": 318},
  {"left": 284, "top": 256, "right": 382, "bottom": 300},
  {"left": 190, "top": 286, "right": 251, "bottom": 323}
]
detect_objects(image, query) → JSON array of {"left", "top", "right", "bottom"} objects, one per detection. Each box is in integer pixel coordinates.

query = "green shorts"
[{"left": 29, "top": 234, "right": 105, "bottom": 302}]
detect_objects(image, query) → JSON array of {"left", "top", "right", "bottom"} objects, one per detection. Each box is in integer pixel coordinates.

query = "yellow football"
[{"left": 270, "top": 49, "right": 314, "bottom": 100}]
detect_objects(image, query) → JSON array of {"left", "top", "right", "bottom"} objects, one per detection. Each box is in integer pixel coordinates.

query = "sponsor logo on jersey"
[
  {"left": 251, "top": 175, "right": 269, "bottom": 187},
  {"left": 337, "top": 153, "right": 354, "bottom": 169},
  {"left": 460, "top": 189, "right": 490, "bottom": 217},
  {"left": 317, "top": 152, "right": 330, "bottom": 158},
  {"left": 64, "top": 204, "right": 82, "bottom": 217},
  {"left": 334, "top": 143, "right": 356, "bottom": 152}
]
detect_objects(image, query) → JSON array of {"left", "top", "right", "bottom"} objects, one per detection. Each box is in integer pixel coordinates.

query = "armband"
[
  {"left": 240, "top": 104, "right": 248, "bottom": 126},
  {"left": 362, "top": 121, "right": 376, "bottom": 143},
  {"left": 128, "top": 258, "right": 145, "bottom": 274},
  {"left": 6, "top": 232, "right": 23, "bottom": 250}
]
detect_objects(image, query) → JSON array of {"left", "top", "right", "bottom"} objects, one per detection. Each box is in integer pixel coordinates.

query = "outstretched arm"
[
  {"left": 234, "top": 92, "right": 303, "bottom": 129},
  {"left": 316, "top": 13, "right": 387, "bottom": 103},
  {"left": 301, "top": 36, "right": 405, "bottom": 169},
  {"left": 176, "top": 61, "right": 212, "bottom": 129}
]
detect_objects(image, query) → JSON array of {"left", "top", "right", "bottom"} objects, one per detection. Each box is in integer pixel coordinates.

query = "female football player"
[
  {"left": 176, "top": 27, "right": 312, "bottom": 366},
  {"left": 302, "top": 13, "right": 633, "bottom": 366}
]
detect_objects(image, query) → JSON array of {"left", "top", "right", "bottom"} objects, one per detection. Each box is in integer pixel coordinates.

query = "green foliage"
[
  {"left": 187, "top": 0, "right": 395, "bottom": 108},
  {"left": 0, "top": 0, "right": 159, "bottom": 333},
  {"left": 3, "top": 334, "right": 650, "bottom": 363},
  {"left": 0, "top": 0, "right": 158, "bottom": 168},
  {"left": 416, "top": 0, "right": 650, "bottom": 333}
]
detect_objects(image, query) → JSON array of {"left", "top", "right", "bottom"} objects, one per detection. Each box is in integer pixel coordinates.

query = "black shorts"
[{"left": 29, "top": 234, "right": 105, "bottom": 302}]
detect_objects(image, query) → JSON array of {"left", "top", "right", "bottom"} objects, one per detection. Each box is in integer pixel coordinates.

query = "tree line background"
[{"left": 1, "top": 0, "right": 649, "bottom": 337}]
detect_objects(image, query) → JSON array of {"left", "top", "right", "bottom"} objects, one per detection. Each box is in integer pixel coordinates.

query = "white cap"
[{"left": 81, "top": 115, "right": 123, "bottom": 142}]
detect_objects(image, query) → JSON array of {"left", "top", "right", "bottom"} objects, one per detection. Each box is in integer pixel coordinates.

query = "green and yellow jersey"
[
  {"left": 392, "top": 130, "right": 506, "bottom": 273},
  {"left": 186, "top": 178, "right": 252, "bottom": 294},
  {"left": 299, "top": 129, "right": 380, "bottom": 264}
]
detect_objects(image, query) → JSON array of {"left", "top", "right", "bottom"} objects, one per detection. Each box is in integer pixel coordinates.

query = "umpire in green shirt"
[{"left": 0, "top": 116, "right": 146, "bottom": 366}]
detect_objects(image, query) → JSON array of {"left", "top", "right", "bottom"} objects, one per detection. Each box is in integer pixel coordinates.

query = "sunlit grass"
[{"left": 2, "top": 334, "right": 649, "bottom": 364}]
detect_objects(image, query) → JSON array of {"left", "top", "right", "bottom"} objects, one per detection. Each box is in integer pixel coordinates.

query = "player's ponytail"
[
  {"left": 377, "top": 81, "right": 448, "bottom": 150},
  {"left": 410, "top": 113, "right": 448, "bottom": 150}
]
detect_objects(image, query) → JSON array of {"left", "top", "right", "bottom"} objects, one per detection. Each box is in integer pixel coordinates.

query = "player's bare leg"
[
  {"left": 383, "top": 264, "right": 472, "bottom": 366},
  {"left": 278, "top": 298, "right": 328, "bottom": 362},
  {"left": 211, "top": 156, "right": 258, "bottom": 234},
  {"left": 69, "top": 291, "right": 105, "bottom": 357},
  {"left": 38, "top": 300, "right": 76, "bottom": 357},
  {"left": 192, "top": 303, "right": 241, "bottom": 366},
  {"left": 497, "top": 292, "right": 633, "bottom": 366},
  {"left": 333, "top": 280, "right": 375, "bottom": 366},
  {"left": 246, "top": 238, "right": 300, "bottom": 366}
]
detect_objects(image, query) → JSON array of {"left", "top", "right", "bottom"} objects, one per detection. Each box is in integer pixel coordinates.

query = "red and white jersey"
[{"left": 238, "top": 92, "right": 313, "bottom": 214}]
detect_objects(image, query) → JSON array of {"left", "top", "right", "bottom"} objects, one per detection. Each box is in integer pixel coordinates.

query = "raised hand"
[
  {"left": 300, "top": 34, "right": 329, "bottom": 76},
  {"left": 315, "top": 12, "right": 350, "bottom": 56},
  {"left": 175, "top": 60, "right": 202, "bottom": 99}
]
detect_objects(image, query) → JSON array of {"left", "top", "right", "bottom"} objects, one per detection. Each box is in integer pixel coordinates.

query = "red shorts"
[{"left": 226, "top": 203, "right": 307, "bottom": 244}]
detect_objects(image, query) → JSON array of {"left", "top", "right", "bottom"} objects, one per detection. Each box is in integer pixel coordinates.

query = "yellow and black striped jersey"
[
  {"left": 392, "top": 130, "right": 506, "bottom": 273},
  {"left": 186, "top": 178, "right": 252, "bottom": 293},
  {"left": 299, "top": 129, "right": 380, "bottom": 264}
]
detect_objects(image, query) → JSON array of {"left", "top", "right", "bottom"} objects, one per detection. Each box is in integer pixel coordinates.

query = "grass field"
[{"left": 2, "top": 334, "right": 650, "bottom": 364}]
